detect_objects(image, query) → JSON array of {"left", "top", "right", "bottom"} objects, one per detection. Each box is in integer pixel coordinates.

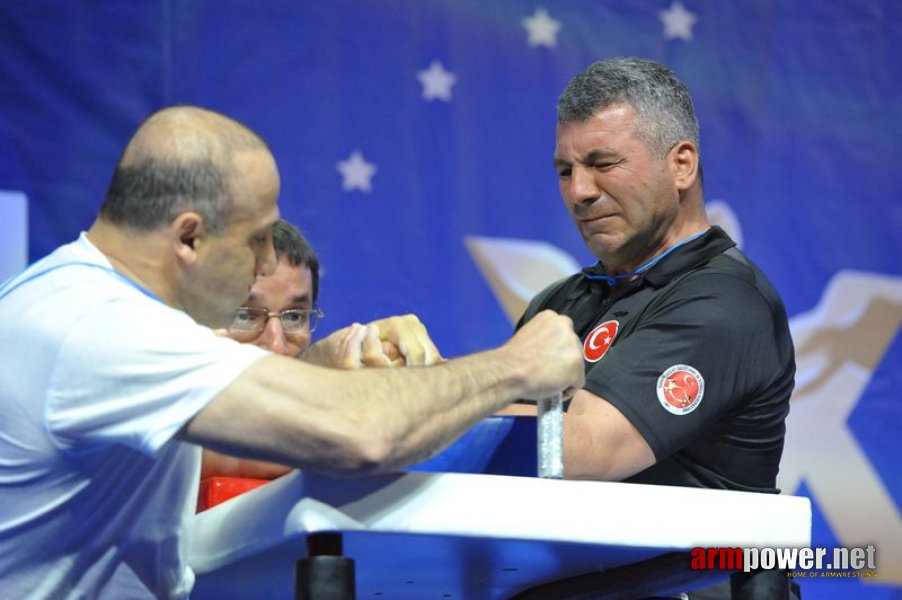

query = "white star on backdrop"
[
  {"left": 417, "top": 61, "right": 457, "bottom": 101},
  {"left": 659, "top": 1, "right": 697, "bottom": 41},
  {"left": 336, "top": 151, "right": 377, "bottom": 193},
  {"left": 522, "top": 8, "right": 561, "bottom": 48}
]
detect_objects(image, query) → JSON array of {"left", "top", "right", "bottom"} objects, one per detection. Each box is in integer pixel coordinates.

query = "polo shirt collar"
[{"left": 581, "top": 226, "right": 737, "bottom": 289}]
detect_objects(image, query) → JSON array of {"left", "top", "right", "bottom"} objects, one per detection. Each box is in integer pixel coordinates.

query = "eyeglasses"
[{"left": 227, "top": 306, "right": 324, "bottom": 341}]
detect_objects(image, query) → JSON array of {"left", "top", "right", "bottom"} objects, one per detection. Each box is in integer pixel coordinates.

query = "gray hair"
[
  {"left": 557, "top": 57, "right": 700, "bottom": 157},
  {"left": 101, "top": 157, "right": 233, "bottom": 233},
  {"left": 99, "top": 106, "right": 268, "bottom": 234}
]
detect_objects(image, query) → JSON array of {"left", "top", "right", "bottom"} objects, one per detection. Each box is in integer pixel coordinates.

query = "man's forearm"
[
  {"left": 181, "top": 311, "right": 583, "bottom": 477},
  {"left": 182, "top": 349, "right": 529, "bottom": 477},
  {"left": 352, "top": 346, "right": 532, "bottom": 471}
]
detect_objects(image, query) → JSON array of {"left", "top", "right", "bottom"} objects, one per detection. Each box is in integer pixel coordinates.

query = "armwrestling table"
[{"left": 189, "top": 417, "right": 811, "bottom": 599}]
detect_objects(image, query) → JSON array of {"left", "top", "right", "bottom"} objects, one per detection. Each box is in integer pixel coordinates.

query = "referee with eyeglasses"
[{"left": 201, "top": 219, "right": 324, "bottom": 480}]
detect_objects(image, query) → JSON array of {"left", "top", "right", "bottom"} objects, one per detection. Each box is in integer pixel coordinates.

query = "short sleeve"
[
  {"left": 585, "top": 271, "right": 788, "bottom": 460},
  {"left": 46, "top": 297, "right": 269, "bottom": 456}
]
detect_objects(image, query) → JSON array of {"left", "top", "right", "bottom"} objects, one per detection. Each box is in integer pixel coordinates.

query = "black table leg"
[{"left": 296, "top": 533, "right": 355, "bottom": 600}]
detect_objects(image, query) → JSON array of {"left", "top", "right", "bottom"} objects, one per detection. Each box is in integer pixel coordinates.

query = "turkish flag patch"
[{"left": 583, "top": 320, "right": 619, "bottom": 363}]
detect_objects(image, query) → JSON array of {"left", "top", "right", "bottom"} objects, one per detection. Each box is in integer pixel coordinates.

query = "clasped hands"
[{"left": 302, "top": 314, "right": 444, "bottom": 369}]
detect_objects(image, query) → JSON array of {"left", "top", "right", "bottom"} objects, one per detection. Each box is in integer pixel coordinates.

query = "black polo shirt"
[{"left": 517, "top": 227, "right": 795, "bottom": 493}]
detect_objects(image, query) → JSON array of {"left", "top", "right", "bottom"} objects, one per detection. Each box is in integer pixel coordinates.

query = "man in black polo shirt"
[
  {"left": 520, "top": 224, "right": 794, "bottom": 491},
  {"left": 507, "top": 58, "right": 797, "bottom": 597}
]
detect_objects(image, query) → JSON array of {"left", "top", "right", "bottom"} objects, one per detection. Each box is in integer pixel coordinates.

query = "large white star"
[
  {"left": 417, "top": 61, "right": 457, "bottom": 102},
  {"left": 659, "top": 1, "right": 697, "bottom": 41},
  {"left": 522, "top": 8, "right": 561, "bottom": 48},
  {"left": 336, "top": 151, "right": 377, "bottom": 193}
]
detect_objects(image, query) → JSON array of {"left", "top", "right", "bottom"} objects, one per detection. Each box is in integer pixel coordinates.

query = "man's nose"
[
  {"left": 568, "top": 165, "right": 600, "bottom": 206},
  {"left": 256, "top": 316, "right": 290, "bottom": 356}
]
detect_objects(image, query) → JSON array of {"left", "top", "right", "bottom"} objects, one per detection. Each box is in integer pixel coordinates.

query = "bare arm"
[
  {"left": 179, "top": 311, "right": 584, "bottom": 477},
  {"left": 563, "top": 389, "right": 655, "bottom": 480},
  {"left": 496, "top": 389, "right": 656, "bottom": 481},
  {"left": 199, "top": 317, "right": 440, "bottom": 479}
]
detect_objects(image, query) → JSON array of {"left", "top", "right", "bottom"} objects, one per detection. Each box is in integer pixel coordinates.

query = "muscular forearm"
[
  {"left": 356, "top": 347, "right": 532, "bottom": 471},
  {"left": 180, "top": 310, "right": 583, "bottom": 477},
  {"left": 183, "top": 349, "right": 531, "bottom": 477}
]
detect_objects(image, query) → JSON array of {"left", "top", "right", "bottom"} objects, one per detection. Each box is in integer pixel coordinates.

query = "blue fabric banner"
[{"left": 1, "top": 2, "right": 899, "bottom": 596}]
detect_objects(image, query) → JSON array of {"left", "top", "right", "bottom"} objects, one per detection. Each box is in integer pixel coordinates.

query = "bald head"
[{"left": 100, "top": 106, "right": 269, "bottom": 233}]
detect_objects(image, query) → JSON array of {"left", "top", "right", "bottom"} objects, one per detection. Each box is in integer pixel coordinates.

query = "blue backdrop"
[{"left": 1, "top": 2, "right": 899, "bottom": 597}]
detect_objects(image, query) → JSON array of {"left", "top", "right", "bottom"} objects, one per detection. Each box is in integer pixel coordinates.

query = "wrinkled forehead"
[{"left": 245, "top": 259, "right": 313, "bottom": 309}]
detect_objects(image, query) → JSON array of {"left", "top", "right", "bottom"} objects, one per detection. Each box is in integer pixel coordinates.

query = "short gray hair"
[
  {"left": 99, "top": 106, "right": 269, "bottom": 234},
  {"left": 557, "top": 57, "right": 699, "bottom": 157},
  {"left": 101, "top": 157, "right": 233, "bottom": 233}
]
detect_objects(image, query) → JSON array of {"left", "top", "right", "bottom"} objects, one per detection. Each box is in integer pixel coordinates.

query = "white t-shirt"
[{"left": 0, "top": 233, "right": 269, "bottom": 599}]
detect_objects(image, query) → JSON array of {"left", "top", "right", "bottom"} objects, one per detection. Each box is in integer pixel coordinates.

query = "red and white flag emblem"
[
  {"left": 583, "top": 320, "right": 619, "bottom": 363},
  {"left": 656, "top": 364, "right": 705, "bottom": 415}
]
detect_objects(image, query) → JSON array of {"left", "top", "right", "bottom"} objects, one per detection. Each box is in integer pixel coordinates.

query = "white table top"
[{"left": 189, "top": 469, "right": 811, "bottom": 599}]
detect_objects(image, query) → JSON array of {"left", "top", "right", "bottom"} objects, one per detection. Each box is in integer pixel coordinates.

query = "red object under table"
[{"left": 196, "top": 477, "right": 269, "bottom": 512}]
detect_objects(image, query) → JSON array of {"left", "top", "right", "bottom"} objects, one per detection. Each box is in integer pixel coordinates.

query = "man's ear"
[
  {"left": 171, "top": 212, "right": 205, "bottom": 264},
  {"left": 669, "top": 141, "right": 699, "bottom": 192}
]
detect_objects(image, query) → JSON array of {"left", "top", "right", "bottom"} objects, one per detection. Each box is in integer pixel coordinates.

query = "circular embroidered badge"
[
  {"left": 656, "top": 364, "right": 705, "bottom": 415},
  {"left": 583, "top": 320, "right": 619, "bottom": 363}
]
